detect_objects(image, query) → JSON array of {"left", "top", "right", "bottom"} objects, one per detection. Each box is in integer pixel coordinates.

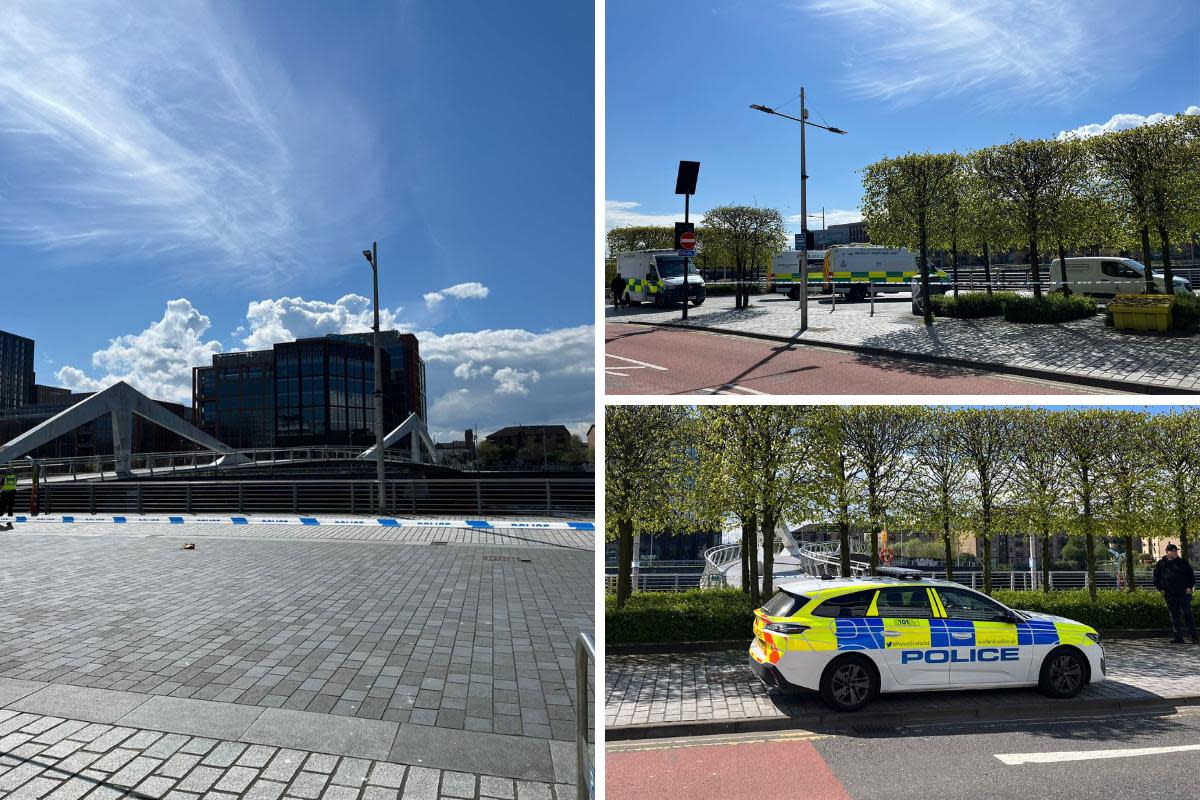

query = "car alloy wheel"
[
  {"left": 1048, "top": 654, "right": 1083, "bottom": 693},
  {"left": 830, "top": 662, "right": 871, "bottom": 707}
]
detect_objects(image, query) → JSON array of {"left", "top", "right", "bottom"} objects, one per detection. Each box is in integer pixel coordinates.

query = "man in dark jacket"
[
  {"left": 610, "top": 273, "right": 627, "bottom": 310},
  {"left": 1154, "top": 543, "right": 1198, "bottom": 644}
]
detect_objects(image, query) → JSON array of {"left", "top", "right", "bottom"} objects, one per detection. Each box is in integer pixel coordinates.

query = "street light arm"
[{"left": 749, "top": 103, "right": 847, "bottom": 134}]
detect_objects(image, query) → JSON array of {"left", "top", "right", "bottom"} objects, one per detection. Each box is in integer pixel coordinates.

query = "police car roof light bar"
[{"left": 874, "top": 566, "right": 924, "bottom": 580}]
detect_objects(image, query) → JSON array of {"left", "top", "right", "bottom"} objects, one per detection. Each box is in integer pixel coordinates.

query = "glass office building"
[
  {"left": 193, "top": 331, "right": 425, "bottom": 450},
  {"left": 0, "top": 329, "right": 35, "bottom": 410}
]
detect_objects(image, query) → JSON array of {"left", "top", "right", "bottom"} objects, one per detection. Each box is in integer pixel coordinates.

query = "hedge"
[
  {"left": 607, "top": 588, "right": 1183, "bottom": 644},
  {"left": 1003, "top": 293, "right": 1098, "bottom": 323},
  {"left": 930, "top": 291, "right": 1020, "bottom": 319}
]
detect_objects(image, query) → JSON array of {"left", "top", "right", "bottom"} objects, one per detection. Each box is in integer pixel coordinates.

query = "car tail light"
[{"left": 764, "top": 622, "right": 810, "bottom": 635}]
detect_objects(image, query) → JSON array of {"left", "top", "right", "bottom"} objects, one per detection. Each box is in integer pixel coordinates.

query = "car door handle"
[
  {"left": 882, "top": 631, "right": 902, "bottom": 637},
  {"left": 950, "top": 632, "right": 972, "bottom": 639}
]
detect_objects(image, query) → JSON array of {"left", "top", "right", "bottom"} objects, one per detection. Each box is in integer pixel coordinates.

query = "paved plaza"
[
  {"left": 0, "top": 518, "right": 594, "bottom": 794},
  {"left": 606, "top": 640, "right": 1199, "bottom": 735},
  {"left": 606, "top": 293, "right": 1200, "bottom": 391}
]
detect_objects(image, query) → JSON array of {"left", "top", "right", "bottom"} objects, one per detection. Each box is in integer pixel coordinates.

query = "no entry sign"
[{"left": 678, "top": 231, "right": 696, "bottom": 250}]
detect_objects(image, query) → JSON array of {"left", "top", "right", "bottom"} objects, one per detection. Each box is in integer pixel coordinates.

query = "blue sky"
[
  {"left": 0, "top": 0, "right": 593, "bottom": 440},
  {"left": 606, "top": 0, "right": 1199, "bottom": 237}
]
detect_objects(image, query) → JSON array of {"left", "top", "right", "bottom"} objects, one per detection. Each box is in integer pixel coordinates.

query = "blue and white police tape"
[{"left": 8, "top": 515, "right": 594, "bottom": 531}]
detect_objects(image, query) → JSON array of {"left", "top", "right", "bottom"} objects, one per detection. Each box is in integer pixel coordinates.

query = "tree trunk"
[
  {"left": 983, "top": 241, "right": 993, "bottom": 296},
  {"left": 1125, "top": 533, "right": 1137, "bottom": 592},
  {"left": 1029, "top": 235, "right": 1042, "bottom": 298},
  {"left": 761, "top": 510, "right": 776, "bottom": 600},
  {"left": 951, "top": 234, "right": 960, "bottom": 298},
  {"left": 1083, "top": 484, "right": 1097, "bottom": 602},
  {"left": 869, "top": 494, "right": 880, "bottom": 574},
  {"left": 982, "top": 534, "right": 992, "bottom": 595},
  {"left": 942, "top": 494, "right": 954, "bottom": 582},
  {"left": 919, "top": 213, "right": 932, "bottom": 325},
  {"left": 1140, "top": 225, "right": 1155, "bottom": 294},
  {"left": 747, "top": 513, "right": 760, "bottom": 607},
  {"left": 616, "top": 518, "right": 634, "bottom": 609},
  {"left": 1057, "top": 240, "right": 1071, "bottom": 296},
  {"left": 1041, "top": 525, "right": 1052, "bottom": 593},
  {"left": 740, "top": 515, "right": 750, "bottom": 592},
  {"left": 1159, "top": 226, "right": 1175, "bottom": 295}
]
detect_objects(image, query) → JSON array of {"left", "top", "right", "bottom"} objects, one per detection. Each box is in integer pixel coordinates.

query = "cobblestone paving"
[
  {"left": 0, "top": 527, "right": 592, "bottom": 741},
  {"left": 606, "top": 640, "right": 1194, "bottom": 728},
  {"left": 8, "top": 521, "right": 592, "bottom": 550},
  {"left": 0, "top": 709, "right": 568, "bottom": 800},
  {"left": 608, "top": 293, "right": 1200, "bottom": 391}
]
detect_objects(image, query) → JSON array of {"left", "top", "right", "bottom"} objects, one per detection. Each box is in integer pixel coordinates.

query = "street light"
[
  {"left": 361, "top": 242, "right": 386, "bottom": 516},
  {"left": 750, "top": 89, "right": 846, "bottom": 332}
]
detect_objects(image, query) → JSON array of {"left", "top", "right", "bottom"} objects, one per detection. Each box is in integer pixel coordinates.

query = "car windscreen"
[
  {"left": 762, "top": 591, "right": 809, "bottom": 618},
  {"left": 655, "top": 256, "right": 698, "bottom": 278}
]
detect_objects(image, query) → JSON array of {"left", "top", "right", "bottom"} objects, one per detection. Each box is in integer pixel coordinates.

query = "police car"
[{"left": 748, "top": 569, "right": 1105, "bottom": 711}]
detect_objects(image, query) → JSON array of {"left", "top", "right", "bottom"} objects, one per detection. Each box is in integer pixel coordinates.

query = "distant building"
[
  {"left": 33, "top": 384, "right": 75, "bottom": 406},
  {"left": 435, "top": 430, "right": 477, "bottom": 468},
  {"left": 485, "top": 425, "right": 573, "bottom": 454},
  {"left": 799, "top": 221, "right": 869, "bottom": 251},
  {"left": 193, "top": 331, "right": 425, "bottom": 450},
  {"left": 0, "top": 329, "right": 35, "bottom": 410},
  {"left": 0, "top": 396, "right": 193, "bottom": 459}
]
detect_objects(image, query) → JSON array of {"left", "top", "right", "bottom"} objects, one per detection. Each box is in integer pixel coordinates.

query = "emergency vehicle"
[
  {"left": 749, "top": 569, "right": 1104, "bottom": 712},
  {"left": 615, "top": 250, "right": 705, "bottom": 307},
  {"left": 770, "top": 250, "right": 826, "bottom": 299},
  {"left": 823, "top": 245, "right": 951, "bottom": 302}
]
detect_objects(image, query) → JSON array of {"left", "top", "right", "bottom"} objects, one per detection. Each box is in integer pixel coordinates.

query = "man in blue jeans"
[{"left": 1154, "top": 543, "right": 1198, "bottom": 644}]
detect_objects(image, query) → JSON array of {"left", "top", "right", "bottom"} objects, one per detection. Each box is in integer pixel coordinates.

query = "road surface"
[
  {"left": 607, "top": 706, "right": 1200, "bottom": 799},
  {"left": 605, "top": 323, "right": 1100, "bottom": 395}
]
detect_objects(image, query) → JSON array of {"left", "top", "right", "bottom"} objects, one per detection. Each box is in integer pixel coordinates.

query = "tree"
[
  {"left": 974, "top": 138, "right": 1079, "bottom": 298},
  {"left": 960, "top": 155, "right": 1021, "bottom": 295},
  {"left": 1098, "top": 411, "right": 1154, "bottom": 592},
  {"left": 606, "top": 225, "right": 675, "bottom": 256},
  {"left": 605, "top": 405, "right": 691, "bottom": 608},
  {"left": 861, "top": 152, "right": 958, "bottom": 323},
  {"left": 807, "top": 408, "right": 860, "bottom": 577},
  {"left": 841, "top": 406, "right": 922, "bottom": 573},
  {"left": 1010, "top": 409, "right": 1066, "bottom": 592},
  {"left": 700, "top": 206, "right": 787, "bottom": 309},
  {"left": 1146, "top": 409, "right": 1200, "bottom": 561},
  {"left": 929, "top": 154, "right": 964, "bottom": 297},
  {"left": 953, "top": 408, "right": 1018, "bottom": 594},
  {"left": 1055, "top": 410, "right": 1118, "bottom": 601},
  {"left": 910, "top": 408, "right": 968, "bottom": 580}
]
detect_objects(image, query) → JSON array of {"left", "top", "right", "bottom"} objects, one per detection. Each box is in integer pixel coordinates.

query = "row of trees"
[
  {"left": 862, "top": 113, "right": 1200, "bottom": 322},
  {"left": 606, "top": 406, "right": 1200, "bottom": 608}
]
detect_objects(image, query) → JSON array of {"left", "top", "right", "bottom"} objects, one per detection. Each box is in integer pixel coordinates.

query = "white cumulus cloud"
[
  {"left": 423, "top": 282, "right": 490, "bottom": 308},
  {"left": 241, "top": 295, "right": 406, "bottom": 349},
  {"left": 1057, "top": 105, "right": 1200, "bottom": 140},
  {"left": 492, "top": 367, "right": 541, "bottom": 396},
  {"left": 54, "top": 299, "right": 223, "bottom": 403},
  {"left": 606, "top": 200, "right": 700, "bottom": 231}
]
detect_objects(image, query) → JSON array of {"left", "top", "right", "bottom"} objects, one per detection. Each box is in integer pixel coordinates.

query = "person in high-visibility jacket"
[{"left": 0, "top": 468, "right": 16, "bottom": 525}]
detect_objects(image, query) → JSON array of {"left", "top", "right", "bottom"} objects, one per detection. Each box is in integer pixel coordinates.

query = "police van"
[
  {"left": 615, "top": 250, "right": 705, "bottom": 307},
  {"left": 749, "top": 569, "right": 1104, "bottom": 711}
]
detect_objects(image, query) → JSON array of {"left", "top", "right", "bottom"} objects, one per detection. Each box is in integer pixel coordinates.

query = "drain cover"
[
  {"left": 484, "top": 556, "right": 532, "bottom": 563},
  {"left": 430, "top": 541, "right": 449, "bottom": 546}
]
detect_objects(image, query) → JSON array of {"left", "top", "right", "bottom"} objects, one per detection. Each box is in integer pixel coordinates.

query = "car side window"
[
  {"left": 1101, "top": 261, "right": 1121, "bottom": 277},
  {"left": 936, "top": 587, "right": 1011, "bottom": 622},
  {"left": 811, "top": 589, "right": 876, "bottom": 618},
  {"left": 874, "top": 587, "right": 934, "bottom": 619}
]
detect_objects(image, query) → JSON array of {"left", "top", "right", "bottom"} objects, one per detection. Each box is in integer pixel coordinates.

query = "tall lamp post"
[
  {"left": 751, "top": 89, "right": 846, "bottom": 333},
  {"left": 362, "top": 242, "right": 387, "bottom": 515}
]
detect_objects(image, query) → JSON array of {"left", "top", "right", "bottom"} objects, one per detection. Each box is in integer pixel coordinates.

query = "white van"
[
  {"left": 615, "top": 250, "right": 705, "bottom": 307},
  {"left": 1050, "top": 257, "right": 1192, "bottom": 296}
]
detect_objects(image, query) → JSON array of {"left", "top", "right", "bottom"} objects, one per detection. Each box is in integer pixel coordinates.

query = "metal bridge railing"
[
  {"left": 9, "top": 477, "right": 594, "bottom": 517},
  {"left": 575, "top": 632, "right": 595, "bottom": 800},
  {"left": 603, "top": 572, "right": 704, "bottom": 593}
]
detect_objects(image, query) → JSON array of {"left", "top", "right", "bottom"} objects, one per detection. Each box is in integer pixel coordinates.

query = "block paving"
[
  {"left": 608, "top": 293, "right": 1200, "bottom": 391},
  {"left": 0, "top": 709, "right": 567, "bottom": 800}
]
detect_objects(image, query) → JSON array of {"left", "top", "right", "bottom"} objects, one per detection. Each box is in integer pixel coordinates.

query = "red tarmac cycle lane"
[
  {"left": 607, "top": 738, "right": 853, "bottom": 800},
  {"left": 605, "top": 323, "right": 1095, "bottom": 395}
]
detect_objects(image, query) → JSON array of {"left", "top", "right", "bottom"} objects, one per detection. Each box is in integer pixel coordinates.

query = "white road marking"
[
  {"left": 605, "top": 354, "right": 668, "bottom": 376},
  {"left": 701, "top": 384, "right": 767, "bottom": 395},
  {"left": 995, "top": 743, "right": 1200, "bottom": 765}
]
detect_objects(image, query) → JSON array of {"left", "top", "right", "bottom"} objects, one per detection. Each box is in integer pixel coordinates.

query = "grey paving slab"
[
  {"left": 241, "top": 708, "right": 399, "bottom": 761},
  {"left": 0, "top": 678, "right": 48, "bottom": 707},
  {"left": 6, "top": 685, "right": 148, "bottom": 723},
  {"left": 118, "top": 695, "right": 265, "bottom": 741},
  {"left": 389, "top": 724, "right": 554, "bottom": 783}
]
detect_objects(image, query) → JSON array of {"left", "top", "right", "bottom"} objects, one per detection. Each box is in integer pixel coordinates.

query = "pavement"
[
  {"left": 605, "top": 293, "right": 1200, "bottom": 393},
  {"left": 0, "top": 518, "right": 595, "bottom": 796},
  {"left": 605, "top": 323, "right": 1097, "bottom": 395},
  {"left": 605, "top": 639, "right": 1200, "bottom": 738}
]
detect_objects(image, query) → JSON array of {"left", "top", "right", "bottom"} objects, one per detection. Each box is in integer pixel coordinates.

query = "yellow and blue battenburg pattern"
[{"left": 625, "top": 278, "right": 662, "bottom": 295}]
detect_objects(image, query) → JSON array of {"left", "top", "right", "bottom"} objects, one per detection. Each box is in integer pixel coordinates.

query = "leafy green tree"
[
  {"left": 861, "top": 152, "right": 958, "bottom": 323},
  {"left": 960, "top": 155, "right": 1022, "bottom": 295},
  {"left": 841, "top": 406, "right": 922, "bottom": 573},
  {"left": 605, "top": 406, "right": 691, "bottom": 608},
  {"left": 700, "top": 206, "right": 788, "bottom": 309},
  {"left": 806, "top": 408, "right": 861, "bottom": 577},
  {"left": 909, "top": 408, "right": 968, "bottom": 580},
  {"left": 1010, "top": 408, "right": 1066, "bottom": 591},
  {"left": 1098, "top": 411, "right": 1154, "bottom": 592},
  {"left": 953, "top": 408, "right": 1018, "bottom": 594},
  {"left": 1145, "top": 409, "right": 1200, "bottom": 559},
  {"left": 1055, "top": 410, "right": 1118, "bottom": 601},
  {"left": 606, "top": 226, "right": 675, "bottom": 256},
  {"left": 974, "top": 138, "right": 1079, "bottom": 298}
]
